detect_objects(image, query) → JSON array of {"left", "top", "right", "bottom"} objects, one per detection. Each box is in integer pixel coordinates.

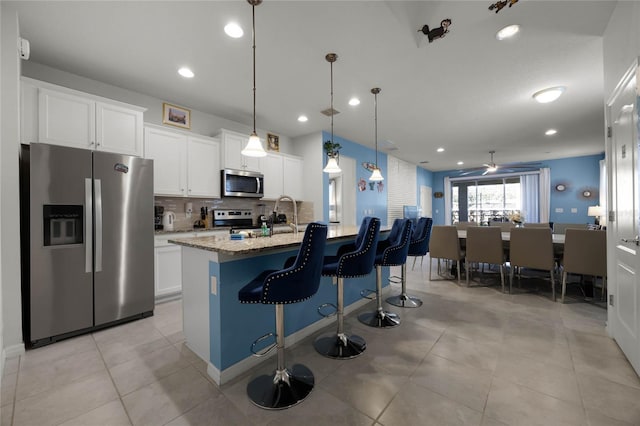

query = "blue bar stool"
[
  {"left": 238, "top": 222, "right": 328, "bottom": 410},
  {"left": 359, "top": 218, "right": 413, "bottom": 328},
  {"left": 386, "top": 217, "right": 432, "bottom": 308},
  {"left": 314, "top": 217, "right": 380, "bottom": 359}
]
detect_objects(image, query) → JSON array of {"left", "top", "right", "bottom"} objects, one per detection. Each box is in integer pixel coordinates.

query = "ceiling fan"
[{"left": 460, "top": 151, "right": 541, "bottom": 176}]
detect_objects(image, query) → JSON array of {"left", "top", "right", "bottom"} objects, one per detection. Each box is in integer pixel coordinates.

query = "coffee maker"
[{"left": 154, "top": 206, "right": 164, "bottom": 230}]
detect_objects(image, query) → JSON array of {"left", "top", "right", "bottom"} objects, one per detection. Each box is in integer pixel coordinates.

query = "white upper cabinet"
[
  {"left": 187, "top": 135, "right": 221, "bottom": 198},
  {"left": 144, "top": 125, "right": 220, "bottom": 198},
  {"left": 261, "top": 153, "right": 284, "bottom": 200},
  {"left": 283, "top": 155, "right": 304, "bottom": 201},
  {"left": 218, "top": 129, "right": 261, "bottom": 172},
  {"left": 25, "top": 77, "right": 145, "bottom": 156}
]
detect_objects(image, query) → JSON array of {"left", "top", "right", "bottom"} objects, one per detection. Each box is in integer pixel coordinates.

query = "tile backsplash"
[{"left": 155, "top": 196, "right": 315, "bottom": 231}]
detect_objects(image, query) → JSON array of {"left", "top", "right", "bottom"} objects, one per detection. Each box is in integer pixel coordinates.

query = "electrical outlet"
[
  {"left": 571, "top": 208, "right": 578, "bottom": 213},
  {"left": 555, "top": 208, "right": 563, "bottom": 213}
]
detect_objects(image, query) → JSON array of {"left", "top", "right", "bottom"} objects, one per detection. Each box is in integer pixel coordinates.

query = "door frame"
[{"left": 606, "top": 57, "right": 639, "bottom": 374}]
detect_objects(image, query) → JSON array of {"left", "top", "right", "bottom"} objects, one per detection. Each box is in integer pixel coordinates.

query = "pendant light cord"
[
  {"left": 330, "top": 59, "right": 334, "bottom": 148},
  {"left": 252, "top": 3, "right": 257, "bottom": 134},
  {"left": 374, "top": 91, "right": 378, "bottom": 168}
]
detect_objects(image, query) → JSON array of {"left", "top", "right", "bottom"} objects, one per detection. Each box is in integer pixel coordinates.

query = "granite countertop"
[
  {"left": 168, "top": 225, "right": 386, "bottom": 256},
  {"left": 155, "top": 227, "right": 230, "bottom": 235}
]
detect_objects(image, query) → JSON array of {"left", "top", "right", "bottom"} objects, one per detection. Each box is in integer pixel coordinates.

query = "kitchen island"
[{"left": 169, "top": 225, "right": 390, "bottom": 385}]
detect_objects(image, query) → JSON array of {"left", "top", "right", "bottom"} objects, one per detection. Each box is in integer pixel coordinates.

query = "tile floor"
[{"left": 2, "top": 263, "right": 639, "bottom": 426}]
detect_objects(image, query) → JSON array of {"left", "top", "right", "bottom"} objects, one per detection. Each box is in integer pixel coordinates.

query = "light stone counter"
[{"left": 169, "top": 225, "right": 380, "bottom": 256}]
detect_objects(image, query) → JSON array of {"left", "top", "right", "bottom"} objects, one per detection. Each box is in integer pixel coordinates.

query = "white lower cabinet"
[{"left": 154, "top": 245, "right": 183, "bottom": 299}]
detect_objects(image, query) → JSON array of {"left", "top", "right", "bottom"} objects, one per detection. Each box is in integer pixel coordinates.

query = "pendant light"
[
  {"left": 323, "top": 53, "right": 342, "bottom": 174},
  {"left": 241, "top": 0, "right": 267, "bottom": 158},
  {"left": 369, "top": 88, "right": 384, "bottom": 181}
]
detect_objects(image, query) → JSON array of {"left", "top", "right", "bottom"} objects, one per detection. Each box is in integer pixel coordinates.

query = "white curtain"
[
  {"left": 539, "top": 168, "right": 551, "bottom": 222},
  {"left": 521, "top": 174, "right": 540, "bottom": 223},
  {"left": 599, "top": 159, "right": 607, "bottom": 220},
  {"left": 444, "top": 176, "right": 451, "bottom": 225}
]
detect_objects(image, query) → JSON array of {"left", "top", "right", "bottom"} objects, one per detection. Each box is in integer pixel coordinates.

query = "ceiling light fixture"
[
  {"left": 224, "top": 22, "right": 243, "bottom": 38},
  {"left": 348, "top": 97, "right": 360, "bottom": 106},
  {"left": 323, "top": 53, "right": 342, "bottom": 174},
  {"left": 369, "top": 88, "right": 384, "bottom": 182},
  {"left": 533, "top": 86, "right": 566, "bottom": 104},
  {"left": 437, "top": 147, "right": 445, "bottom": 153},
  {"left": 178, "top": 67, "right": 194, "bottom": 78},
  {"left": 545, "top": 129, "right": 557, "bottom": 136},
  {"left": 496, "top": 24, "right": 520, "bottom": 40},
  {"left": 241, "top": 0, "right": 267, "bottom": 158},
  {"left": 457, "top": 161, "right": 464, "bottom": 165},
  {"left": 297, "top": 115, "right": 308, "bottom": 122}
]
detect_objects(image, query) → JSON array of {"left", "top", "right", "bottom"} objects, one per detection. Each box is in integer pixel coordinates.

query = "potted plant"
[{"left": 324, "top": 140, "right": 342, "bottom": 158}]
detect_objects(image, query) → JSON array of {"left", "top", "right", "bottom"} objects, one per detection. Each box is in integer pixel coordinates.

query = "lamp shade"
[
  {"left": 323, "top": 156, "right": 342, "bottom": 173},
  {"left": 241, "top": 133, "right": 267, "bottom": 157},
  {"left": 369, "top": 168, "right": 384, "bottom": 181},
  {"left": 587, "top": 205, "right": 605, "bottom": 217}
]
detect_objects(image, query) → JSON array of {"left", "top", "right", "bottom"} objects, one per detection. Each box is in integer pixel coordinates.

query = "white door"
[
  {"left": 420, "top": 185, "right": 433, "bottom": 218},
  {"left": 607, "top": 59, "right": 640, "bottom": 375},
  {"left": 340, "top": 156, "right": 356, "bottom": 226}
]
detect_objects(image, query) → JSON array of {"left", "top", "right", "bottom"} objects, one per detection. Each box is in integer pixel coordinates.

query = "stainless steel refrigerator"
[{"left": 20, "top": 143, "right": 154, "bottom": 347}]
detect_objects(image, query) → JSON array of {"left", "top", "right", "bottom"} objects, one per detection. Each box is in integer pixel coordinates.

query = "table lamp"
[{"left": 587, "top": 205, "right": 605, "bottom": 226}]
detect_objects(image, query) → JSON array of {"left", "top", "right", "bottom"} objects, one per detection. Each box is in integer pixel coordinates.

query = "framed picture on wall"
[
  {"left": 162, "top": 103, "right": 191, "bottom": 129},
  {"left": 267, "top": 133, "right": 279, "bottom": 151}
]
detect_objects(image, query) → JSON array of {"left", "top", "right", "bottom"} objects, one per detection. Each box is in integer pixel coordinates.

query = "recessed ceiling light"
[
  {"left": 545, "top": 129, "right": 557, "bottom": 136},
  {"left": 457, "top": 161, "right": 464, "bottom": 165},
  {"left": 224, "top": 23, "right": 243, "bottom": 38},
  {"left": 348, "top": 97, "right": 360, "bottom": 106},
  {"left": 533, "top": 86, "right": 566, "bottom": 103},
  {"left": 437, "top": 147, "right": 445, "bottom": 153},
  {"left": 178, "top": 67, "right": 194, "bottom": 78},
  {"left": 496, "top": 24, "right": 520, "bottom": 40},
  {"left": 297, "top": 115, "right": 308, "bottom": 122}
]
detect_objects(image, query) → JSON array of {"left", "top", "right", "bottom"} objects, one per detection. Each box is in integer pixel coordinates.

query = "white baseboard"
[
  {"left": 4, "top": 343, "right": 25, "bottom": 359},
  {"left": 206, "top": 287, "right": 389, "bottom": 386}
]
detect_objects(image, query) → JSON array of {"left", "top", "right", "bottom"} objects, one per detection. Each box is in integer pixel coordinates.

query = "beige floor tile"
[
  {"left": 121, "top": 365, "right": 216, "bottom": 426},
  {"left": 12, "top": 370, "right": 118, "bottom": 426},
  {"left": 2, "top": 357, "right": 19, "bottom": 376},
  {"left": 0, "top": 373, "right": 16, "bottom": 407},
  {"left": 378, "top": 380, "right": 483, "bottom": 426},
  {"left": 484, "top": 378, "right": 585, "bottom": 426},
  {"left": 58, "top": 399, "right": 131, "bottom": 426},
  {"left": 97, "top": 334, "right": 172, "bottom": 369},
  {"left": 577, "top": 372, "right": 640, "bottom": 425},
  {"left": 480, "top": 416, "right": 509, "bottom": 426},
  {"left": 585, "top": 409, "right": 635, "bottom": 426},
  {"left": 567, "top": 329, "right": 626, "bottom": 359},
  {"left": 19, "top": 335, "right": 96, "bottom": 372},
  {"left": 493, "top": 350, "right": 581, "bottom": 404},
  {"left": 500, "top": 332, "right": 573, "bottom": 369},
  {"left": 109, "top": 344, "right": 191, "bottom": 396},
  {"left": 16, "top": 348, "right": 106, "bottom": 401},
  {"left": 164, "top": 393, "right": 253, "bottom": 426},
  {"left": 1, "top": 403, "right": 14, "bottom": 426},
  {"left": 317, "top": 356, "right": 408, "bottom": 420},
  {"left": 572, "top": 349, "right": 640, "bottom": 390},
  {"left": 430, "top": 332, "right": 501, "bottom": 373},
  {"left": 411, "top": 354, "right": 492, "bottom": 411}
]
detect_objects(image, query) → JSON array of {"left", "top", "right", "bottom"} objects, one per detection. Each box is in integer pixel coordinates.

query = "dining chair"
[
  {"left": 560, "top": 229, "right": 607, "bottom": 303},
  {"left": 465, "top": 226, "right": 506, "bottom": 292},
  {"left": 552, "top": 223, "right": 588, "bottom": 235},
  {"left": 524, "top": 222, "right": 552, "bottom": 230},
  {"left": 454, "top": 221, "right": 478, "bottom": 230},
  {"left": 509, "top": 227, "right": 556, "bottom": 300},
  {"left": 490, "top": 221, "right": 516, "bottom": 232},
  {"left": 429, "top": 225, "right": 464, "bottom": 284}
]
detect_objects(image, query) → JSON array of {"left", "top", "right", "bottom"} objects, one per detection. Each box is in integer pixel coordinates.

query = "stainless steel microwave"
[{"left": 221, "top": 169, "right": 264, "bottom": 198}]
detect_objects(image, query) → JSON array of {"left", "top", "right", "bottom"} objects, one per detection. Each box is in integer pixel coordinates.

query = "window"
[{"left": 451, "top": 177, "right": 521, "bottom": 225}]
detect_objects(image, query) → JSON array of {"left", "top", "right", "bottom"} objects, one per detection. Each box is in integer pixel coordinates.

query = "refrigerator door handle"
[
  {"left": 85, "top": 178, "right": 93, "bottom": 273},
  {"left": 95, "top": 178, "right": 103, "bottom": 272}
]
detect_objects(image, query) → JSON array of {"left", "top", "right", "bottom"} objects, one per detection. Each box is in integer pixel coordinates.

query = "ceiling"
[{"left": 7, "top": 1, "right": 616, "bottom": 171}]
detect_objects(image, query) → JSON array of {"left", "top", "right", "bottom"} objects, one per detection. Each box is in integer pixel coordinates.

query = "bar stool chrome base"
[
  {"left": 386, "top": 293, "right": 423, "bottom": 308},
  {"left": 313, "top": 332, "right": 366, "bottom": 359},
  {"left": 358, "top": 309, "right": 400, "bottom": 328},
  {"left": 246, "top": 364, "right": 314, "bottom": 410}
]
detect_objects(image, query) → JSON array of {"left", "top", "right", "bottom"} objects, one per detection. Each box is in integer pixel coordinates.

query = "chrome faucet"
[{"left": 273, "top": 195, "right": 299, "bottom": 235}]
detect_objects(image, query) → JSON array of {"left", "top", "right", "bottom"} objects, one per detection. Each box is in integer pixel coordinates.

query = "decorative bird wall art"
[
  {"left": 418, "top": 19, "right": 452, "bottom": 43},
  {"left": 488, "top": 0, "right": 519, "bottom": 13}
]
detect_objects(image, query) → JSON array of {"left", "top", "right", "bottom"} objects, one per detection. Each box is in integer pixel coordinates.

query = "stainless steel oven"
[{"left": 221, "top": 169, "right": 264, "bottom": 198}]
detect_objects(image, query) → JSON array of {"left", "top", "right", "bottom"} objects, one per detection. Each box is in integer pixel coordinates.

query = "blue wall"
[
  {"left": 430, "top": 154, "right": 603, "bottom": 225},
  {"left": 323, "top": 131, "right": 388, "bottom": 226},
  {"left": 416, "top": 166, "right": 434, "bottom": 208}
]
